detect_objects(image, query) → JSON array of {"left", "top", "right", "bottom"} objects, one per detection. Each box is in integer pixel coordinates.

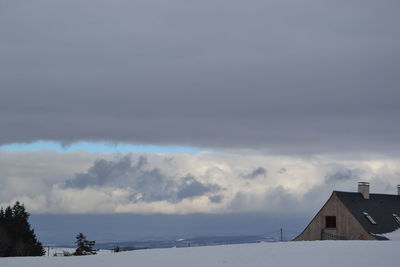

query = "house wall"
[{"left": 294, "top": 192, "right": 375, "bottom": 241}]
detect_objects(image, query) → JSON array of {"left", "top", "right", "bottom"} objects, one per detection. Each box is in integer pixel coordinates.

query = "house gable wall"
[{"left": 294, "top": 192, "right": 375, "bottom": 241}]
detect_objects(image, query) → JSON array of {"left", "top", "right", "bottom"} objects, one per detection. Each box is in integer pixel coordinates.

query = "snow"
[
  {"left": 44, "top": 247, "right": 112, "bottom": 257},
  {"left": 1, "top": 241, "right": 399, "bottom": 267},
  {"left": 381, "top": 228, "right": 400, "bottom": 240}
]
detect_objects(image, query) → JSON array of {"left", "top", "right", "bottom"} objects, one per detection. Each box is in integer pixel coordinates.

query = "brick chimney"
[{"left": 358, "top": 182, "right": 370, "bottom": 199}]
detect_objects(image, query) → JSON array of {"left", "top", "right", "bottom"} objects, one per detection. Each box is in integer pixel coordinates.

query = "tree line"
[{"left": 0, "top": 202, "right": 45, "bottom": 257}]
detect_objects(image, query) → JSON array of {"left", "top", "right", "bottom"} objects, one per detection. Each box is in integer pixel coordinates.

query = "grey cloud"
[
  {"left": 209, "top": 195, "right": 224, "bottom": 204},
  {"left": 129, "top": 168, "right": 176, "bottom": 203},
  {"left": 278, "top": 168, "right": 287, "bottom": 174},
  {"left": 65, "top": 156, "right": 141, "bottom": 188},
  {"left": 176, "top": 176, "right": 220, "bottom": 200},
  {"left": 65, "top": 156, "right": 149, "bottom": 189},
  {"left": 65, "top": 156, "right": 222, "bottom": 203},
  {"left": 1, "top": 1, "right": 400, "bottom": 155},
  {"left": 242, "top": 167, "right": 267, "bottom": 179},
  {"left": 325, "top": 168, "right": 362, "bottom": 183}
]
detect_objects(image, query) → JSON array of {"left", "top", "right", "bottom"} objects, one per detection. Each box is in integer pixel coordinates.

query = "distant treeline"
[{"left": 0, "top": 202, "right": 44, "bottom": 257}]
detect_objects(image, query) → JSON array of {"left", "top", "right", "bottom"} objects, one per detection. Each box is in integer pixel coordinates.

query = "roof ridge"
[{"left": 334, "top": 190, "right": 398, "bottom": 196}]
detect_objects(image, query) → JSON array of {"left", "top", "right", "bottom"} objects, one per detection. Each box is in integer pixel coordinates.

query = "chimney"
[{"left": 358, "top": 182, "right": 370, "bottom": 199}]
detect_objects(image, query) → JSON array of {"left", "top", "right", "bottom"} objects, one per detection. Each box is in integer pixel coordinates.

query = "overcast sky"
[
  {"left": 1, "top": 0, "right": 400, "bottom": 153},
  {"left": 1, "top": 0, "right": 400, "bottom": 242}
]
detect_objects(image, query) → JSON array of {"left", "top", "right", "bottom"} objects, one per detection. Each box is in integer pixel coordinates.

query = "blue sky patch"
[{"left": 0, "top": 141, "right": 202, "bottom": 154}]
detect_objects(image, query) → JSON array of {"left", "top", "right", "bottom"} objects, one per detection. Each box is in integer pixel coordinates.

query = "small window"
[
  {"left": 325, "top": 216, "right": 336, "bottom": 228},
  {"left": 393, "top": 214, "right": 400, "bottom": 224},
  {"left": 363, "top": 212, "right": 377, "bottom": 225}
]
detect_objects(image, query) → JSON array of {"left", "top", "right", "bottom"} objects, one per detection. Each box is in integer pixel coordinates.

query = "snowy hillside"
[{"left": 1, "top": 241, "right": 398, "bottom": 267}]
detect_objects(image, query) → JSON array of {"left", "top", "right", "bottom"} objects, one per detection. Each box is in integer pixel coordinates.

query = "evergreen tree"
[
  {"left": 114, "top": 244, "right": 121, "bottom": 253},
  {"left": 0, "top": 202, "right": 44, "bottom": 257},
  {"left": 4, "top": 207, "right": 12, "bottom": 220},
  {"left": 74, "top": 233, "right": 96, "bottom": 256}
]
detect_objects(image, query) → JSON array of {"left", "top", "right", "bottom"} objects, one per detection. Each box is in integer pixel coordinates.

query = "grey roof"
[{"left": 335, "top": 191, "right": 400, "bottom": 236}]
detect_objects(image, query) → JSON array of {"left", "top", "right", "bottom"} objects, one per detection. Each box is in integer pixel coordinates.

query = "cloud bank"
[{"left": 1, "top": 151, "right": 399, "bottom": 215}]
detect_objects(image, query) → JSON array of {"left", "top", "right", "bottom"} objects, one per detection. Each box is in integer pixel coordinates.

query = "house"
[{"left": 294, "top": 182, "right": 400, "bottom": 241}]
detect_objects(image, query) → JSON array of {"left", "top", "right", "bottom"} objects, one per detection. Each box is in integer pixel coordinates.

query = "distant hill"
[{"left": 95, "top": 235, "right": 276, "bottom": 250}]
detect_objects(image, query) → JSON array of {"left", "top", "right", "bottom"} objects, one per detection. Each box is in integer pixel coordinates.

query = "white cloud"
[{"left": 0, "top": 151, "right": 399, "bottom": 215}]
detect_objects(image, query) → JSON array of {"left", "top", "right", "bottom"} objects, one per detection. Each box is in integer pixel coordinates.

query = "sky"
[{"left": 1, "top": 0, "right": 400, "bottom": 243}]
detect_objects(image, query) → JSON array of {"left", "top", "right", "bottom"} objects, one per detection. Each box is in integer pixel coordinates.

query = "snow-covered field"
[
  {"left": 44, "top": 247, "right": 112, "bottom": 257},
  {"left": 1, "top": 241, "right": 398, "bottom": 267}
]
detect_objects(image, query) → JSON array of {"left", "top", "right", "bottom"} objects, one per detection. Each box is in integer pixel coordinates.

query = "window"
[
  {"left": 393, "top": 214, "right": 400, "bottom": 225},
  {"left": 325, "top": 216, "right": 336, "bottom": 228},
  {"left": 363, "top": 212, "right": 377, "bottom": 225}
]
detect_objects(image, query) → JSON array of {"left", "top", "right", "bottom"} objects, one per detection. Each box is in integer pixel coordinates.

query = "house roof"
[{"left": 335, "top": 191, "right": 400, "bottom": 236}]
